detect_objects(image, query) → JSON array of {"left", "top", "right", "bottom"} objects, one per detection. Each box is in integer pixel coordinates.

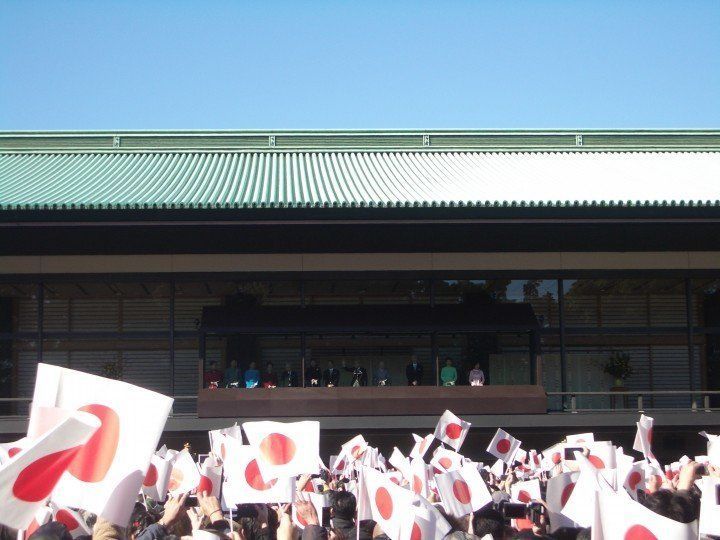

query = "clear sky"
[{"left": 1, "top": 0, "right": 718, "bottom": 130}]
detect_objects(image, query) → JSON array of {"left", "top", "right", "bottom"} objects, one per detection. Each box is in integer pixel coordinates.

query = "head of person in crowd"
[
  {"left": 327, "top": 360, "right": 335, "bottom": 369},
  {"left": 378, "top": 360, "right": 385, "bottom": 371},
  {"left": 284, "top": 362, "right": 292, "bottom": 372},
  {"left": 472, "top": 507, "right": 506, "bottom": 539},
  {"left": 410, "top": 354, "right": 418, "bottom": 366},
  {"left": 329, "top": 490, "right": 357, "bottom": 523},
  {"left": 642, "top": 488, "right": 699, "bottom": 523},
  {"left": 473, "top": 361, "right": 481, "bottom": 370},
  {"left": 229, "top": 359, "right": 237, "bottom": 369},
  {"left": 309, "top": 359, "right": 317, "bottom": 368},
  {"left": 445, "top": 357, "right": 453, "bottom": 367},
  {"left": 265, "top": 362, "right": 274, "bottom": 373},
  {"left": 209, "top": 361, "right": 219, "bottom": 372},
  {"left": 248, "top": 361, "right": 257, "bottom": 370}
]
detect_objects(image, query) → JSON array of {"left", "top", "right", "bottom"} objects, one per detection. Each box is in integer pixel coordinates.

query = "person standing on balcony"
[
  {"left": 323, "top": 360, "right": 340, "bottom": 387},
  {"left": 373, "top": 361, "right": 391, "bottom": 386},
  {"left": 223, "top": 359, "right": 241, "bottom": 388},
  {"left": 244, "top": 361, "right": 260, "bottom": 388},
  {"left": 469, "top": 362, "right": 485, "bottom": 386},
  {"left": 305, "top": 359, "right": 321, "bottom": 387},
  {"left": 343, "top": 359, "right": 368, "bottom": 387},
  {"left": 441, "top": 357, "right": 458, "bottom": 386},
  {"left": 280, "top": 362, "right": 299, "bottom": 387},
  {"left": 261, "top": 362, "right": 278, "bottom": 388},
  {"left": 203, "top": 361, "right": 223, "bottom": 389},
  {"left": 406, "top": 355, "right": 423, "bottom": 386}
]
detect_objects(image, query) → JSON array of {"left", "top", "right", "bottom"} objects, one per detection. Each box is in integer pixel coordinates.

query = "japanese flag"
[
  {"left": 23, "top": 506, "right": 52, "bottom": 538},
  {"left": 196, "top": 456, "right": 222, "bottom": 498},
  {"left": 566, "top": 433, "right": 595, "bottom": 445},
  {"left": 633, "top": 414, "right": 655, "bottom": 460},
  {"left": 433, "top": 410, "right": 470, "bottom": 451},
  {"left": 329, "top": 454, "right": 349, "bottom": 476},
  {"left": 700, "top": 431, "right": 720, "bottom": 466},
  {"left": 546, "top": 472, "right": 579, "bottom": 532},
  {"left": 362, "top": 466, "right": 415, "bottom": 540},
  {"left": 31, "top": 363, "right": 173, "bottom": 526},
  {"left": 699, "top": 476, "right": 720, "bottom": 537},
  {"left": 409, "top": 458, "right": 429, "bottom": 498},
  {"left": 48, "top": 502, "right": 92, "bottom": 538},
  {"left": 621, "top": 462, "right": 647, "bottom": 496},
  {"left": 243, "top": 420, "right": 319, "bottom": 479},
  {"left": 410, "top": 434, "right": 433, "bottom": 460},
  {"left": 221, "top": 438, "right": 294, "bottom": 505},
  {"left": 561, "top": 466, "right": 602, "bottom": 528},
  {"left": 511, "top": 479, "right": 541, "bottom": 503},
  {"left": 389, "top": 447, "right": 412, "bottom": 481},
  {"left": 486, "top": 429, "right": 521, "bottom": 464},
  {"left": 0, "top": 438, "right": 29, "bottom": 465},
  {"left": 0, "top": 411, "right": 99, "bottom": 529},
  {"left": 435, "top": 463, "right": 492, "bottom": 518},
  {"left": 586, "top": 442, "right": 617, "bottom": 470},
  {"left": 141, "top": 452, "right": 172, "bottom": 501},
  {"left": 168, "top": 449, "right": 201, "bottom": 495},
  {"left": 593, "top": 489, "right": 697, "bottom": 539},
  {"left": 341, "top": 434, "right": 369, "bottom": 464},
  {"left": 430, "top": 447, "right": 464, "bottom": 473},
  {"left": 399, "top": 497, "right": 451, "bottom": 540},
  {"left": 489, "top": 459, "right": 505, "bottom": 478}
]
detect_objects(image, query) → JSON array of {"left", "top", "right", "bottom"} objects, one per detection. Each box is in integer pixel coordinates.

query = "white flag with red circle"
[
  {"left": 141, "top": 452, "right": 172, "bottom": 501},
  {"left": 546, "top": 472, "right": 579, "bottom": 532},
  {"left": 566, "top": 432, "right": 594, "bottom": 445},
  {"left": 341, "top": 434, "right": 369, "bottom": 464},
  {"left": 209, "top": 424, "right": 242, "bottom": 462},
  {"left": 0, "top": 438, "right": 29, "bottom": 465},
  {"left": 585, "top": 442, "right": 617, "bottom": 471},
  {"left": 399, "top": 497, "right": 451, "bottom": 540},
  {"left": 429, "top": 447, "right": 464, "bottom": 474},
  {"left": 196, "top": 455, "right": 222, "bottom": 498},
  {"left": 292, "top": 491, "right": 329, "bottom": 529},
  {"left": 221, "top": 439, "right": 295, "bottom": 505},
  {"left": 361, "top": 466, "right": 415, "bottom": 540},
  {"left": 410, "top": 434, "right": 433, "bottom": 460},
  {"left": 243, "top": 420, "right": 320, "bottom": 479},
  {"left": 593, "top": 489, "right": 697, "bottom": 539},
  {"left": 389, "top": 447, "right": 412, "bottom": 481},
  {"left": 168, "top": 449, "right": 201, "bottom": 495},
  {"left": 30, "top": 363, "right": 173, "bottom": 526},
  {"left": 510, "top": 478, "right": 541, "bottom": 504},
  {"left": 0, "top": 411, "right": 99, "bottom": 529},
  {"left": 329, "top": 454, "right": 349, "bottom": 476},
  {"left": 434, "top": 462, "right": 491, "bottom": 518},
  {"left": 409, "top": 458, "right": 429, "bottom": 498},
  {"left": 23, "top": 506, "right": 53, "bottom": 538},
  {"left": 632, "top": 414, "right": 655, "bottom": 460},
  {"left": 621, "top": 462, "right": 646, "bottom": 497},
  {"left": 48, "top": 502, "right": 92, "bottom": 538},
  {"left": 487, "top": 428, "right": 521, "bottom": 464},
  {"left": 433, "top": 410, "right": 470, "bottom": 451}
]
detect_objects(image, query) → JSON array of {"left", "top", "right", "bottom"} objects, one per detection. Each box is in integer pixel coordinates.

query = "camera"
[{"left": 495, "top": 500, "right": 545, "bottom": 524}]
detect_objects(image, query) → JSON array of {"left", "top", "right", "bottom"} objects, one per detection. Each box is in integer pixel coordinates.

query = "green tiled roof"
[{"left": 1, "top": 130, "right": 719, "bottom": 210}]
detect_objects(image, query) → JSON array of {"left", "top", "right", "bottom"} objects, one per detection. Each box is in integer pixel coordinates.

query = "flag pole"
[{"left": 356, "top": 463, "right": 361, "bottom": 540}]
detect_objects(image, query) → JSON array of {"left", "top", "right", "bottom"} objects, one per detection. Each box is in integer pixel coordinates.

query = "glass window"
[
  {"left": 563, "top": 278, "right": 687, "bottom": 327},
  {"left": 435, "top": 280, "right": 558, "bottom": 327},
  {"left": 304, "top": 280, "right": 429, "bottom": 305}
]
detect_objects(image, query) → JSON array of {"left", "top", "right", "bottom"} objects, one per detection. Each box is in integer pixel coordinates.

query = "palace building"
[{"left": 1, "top": 129, "right": 719, "bottom": 457}]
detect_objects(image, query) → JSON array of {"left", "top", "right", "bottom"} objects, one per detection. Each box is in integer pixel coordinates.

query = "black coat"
[
  {"left": 305, "top": 366, "right": 322, "bottom": 387},
  {"left": 406, "top": 362, "right": 423, "bottom": 385},
  {"left": 323, "top": 368, "right": 340, "bottom": 387},
  {"left": 344, "top": 366, "right": 368, "bottom": 386},
  {"left": 281, "top": 369, "right": 299, "bottom": 387}
]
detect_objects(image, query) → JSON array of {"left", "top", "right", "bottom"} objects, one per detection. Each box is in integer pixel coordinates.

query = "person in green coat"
[{"left": 440, "top": 357, "right": 457, "bottom": 386}]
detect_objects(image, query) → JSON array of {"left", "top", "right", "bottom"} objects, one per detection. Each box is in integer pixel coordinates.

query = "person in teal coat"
[{"left": 440, "top": 357, "right": 458, "bottom": 386}]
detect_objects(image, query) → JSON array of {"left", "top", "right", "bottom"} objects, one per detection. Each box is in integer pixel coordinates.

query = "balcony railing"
[{"left": 547, "top": 390, "right": 720, "bottom": 413}]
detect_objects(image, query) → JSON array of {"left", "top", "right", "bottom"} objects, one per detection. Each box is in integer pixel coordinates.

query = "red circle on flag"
[
  {"left": 168, "top": 467, "right": 184, "bottom": 492},
  {"left": 418, "top": 439, "right": 428, "bottom": 455},
  {"left": 624, "top": 524, "right": 657, "bottom": 540},
  {"left": 143, "top": 463, "right": 158, "bottom": 487},
  {"left": 410, "top": 522, "right": 422, "bottom": 540},
  {"left": 245, "top": 459, "right": 277, "bottom": 491},
  {"left": 27, "top": 519, "right": 41, "bottom": 537},
  {"left": 452, "top": 479, "right": 472, "bottom": 504},
  {"left": 496, "top": 439, "right": 511, "bottom": 454},
  {"left": 198, "top": 474, "right": 213, "bottom": 494},
  {"left": 653, "top": 474, "right": 663, "bottom": 486},
  {"left": 560, "top": 482, "right": 575, "bottom": 507},
  {"left": 351, "top": 445, "right": 363, "bottom": 459},
  {"left": 588, "top": 455, "right": 605, "bottom": 469},
  {"left": 445, "top": 423, "right": 462, "bottom": 440},
  {"left": 375, "top": 487, "right": 394, "bottom": 520},
  {"left": 8, "top": 447, "right": 21, "bottom": 458},
  {"left": 647, "top": 428, "right": 653, "bottom": 446},
  {"left": 220, "top": 443, "right": 226, "bottom": 461},
  {"left": 627, "top": 471, "right": 642, "bottom": 490},
  {"left": 68, "top": 404, "right": 120, "bottom": 483},
  {"left": 296, "top": 511, "right": 308, "bottom": 527},
  {"left": 55, "top": 509, "right": 79, "bottom": 531},
  {"left": 439, "top": 457, "right": 452, "bottom": 470},
  {"left": 336, "top": 459, "right": 346, "bottom": 471},
  {"left": 259, "top": 433, "right": 297, "bottom": 465},
  {"left": 12, "top": 446, "right": 81, "bottom": 502},
  {"left": 517, "top": 490, "right": 531, "bottom": 503},
  {"left": 552, "top": 452, "right": 562, "bottom": 464},
  {"left": 412, "top": 475, "right": 423, "bottom": 494}
]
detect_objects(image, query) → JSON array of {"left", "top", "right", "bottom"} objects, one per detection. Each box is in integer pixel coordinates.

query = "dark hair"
[
  {"left": 330, "top": 490, "right": 357, "bottom": 521},
  {"left": 129, "top": 503, "right": 154, "bottom": 538},
  {"left": 642, "top": 489, "right": 700, "bottom": 523},
  {"left": 472, "top": 507, "right": 504, "bottom": 539}
]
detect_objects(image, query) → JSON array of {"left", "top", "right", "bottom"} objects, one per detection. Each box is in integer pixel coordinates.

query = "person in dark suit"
[
  {"left": 406, "top": 355, "right": 423, "bottom": 386},
  {"left": 343, "top": 359, "right": 368, "bottom": 386},
  {"left": 323, "top": 360, "right": 340, "bottom": 387},
  {"left": 305, "top": 359, "right": 321, "bottom": 387},
  {"left": 280, "top": 362, "right": 299, "bottom": 387}
]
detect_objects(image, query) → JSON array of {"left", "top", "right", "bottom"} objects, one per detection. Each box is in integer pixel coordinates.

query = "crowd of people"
[
  {"left": 203, "top": 356, "right": 485, "bottom": 389},
  {"left": 11, "top": 410, "right": 720, "bottom": 540}
]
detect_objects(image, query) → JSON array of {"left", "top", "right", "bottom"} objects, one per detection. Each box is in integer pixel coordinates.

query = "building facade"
[{"left": 1, "top": 129, "right": 719, "bottom": 453}]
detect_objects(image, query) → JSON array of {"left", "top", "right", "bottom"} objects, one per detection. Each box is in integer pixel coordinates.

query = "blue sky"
[{"left": 1, "top": 0, "right": 718, "bottom": 130}]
